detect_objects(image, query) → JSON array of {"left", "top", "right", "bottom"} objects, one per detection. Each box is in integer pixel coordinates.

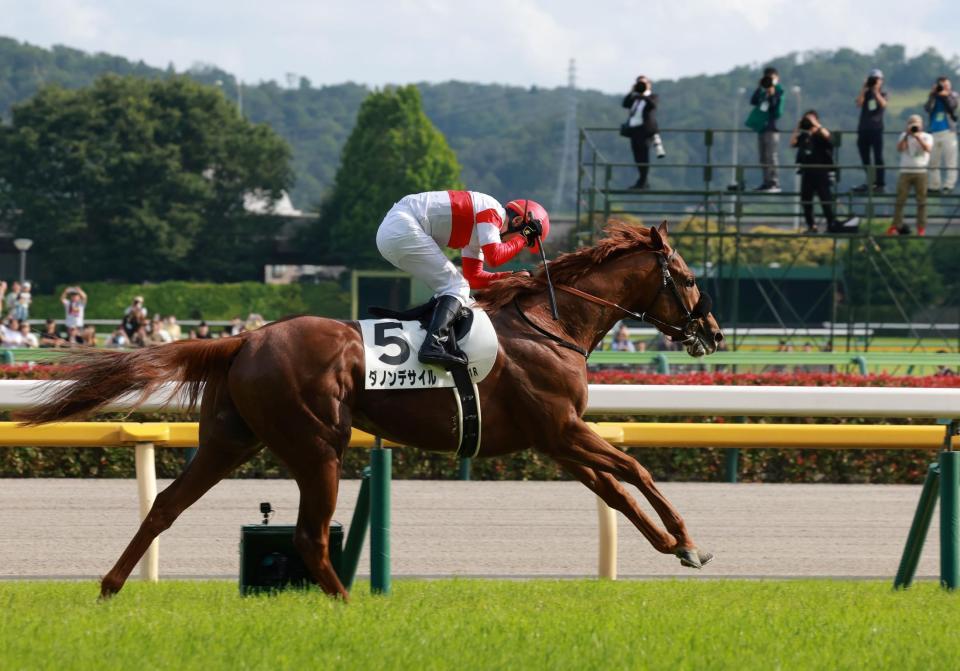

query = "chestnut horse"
[{"left": 18, "top": 221, "right": 723, "bottom": 599}]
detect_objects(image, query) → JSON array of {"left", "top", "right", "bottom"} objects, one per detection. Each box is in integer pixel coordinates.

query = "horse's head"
[{"left": 633, "top": 222, "right": 724, "bottom": 357}]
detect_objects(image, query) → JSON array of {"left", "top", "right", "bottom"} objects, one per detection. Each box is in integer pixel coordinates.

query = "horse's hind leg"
[{"left": 100, "top": 385, "right": 261, "bottom": 598}]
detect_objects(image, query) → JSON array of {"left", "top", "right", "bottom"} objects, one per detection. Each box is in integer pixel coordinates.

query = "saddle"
[{"left": 366, "top": 298, "right": 482, "bottom": 459}]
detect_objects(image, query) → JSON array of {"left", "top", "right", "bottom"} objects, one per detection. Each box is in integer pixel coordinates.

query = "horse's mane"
[{"left": 476, "top": 220, "right": 660, "bottom": 311}]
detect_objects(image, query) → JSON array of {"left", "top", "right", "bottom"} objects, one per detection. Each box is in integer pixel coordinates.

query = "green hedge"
[{"left": 28, "top": 281, "right": 351, "bottom": 323}]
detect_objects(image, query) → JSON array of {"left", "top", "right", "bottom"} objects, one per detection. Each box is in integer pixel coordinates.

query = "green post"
[
  {"left": 1, "top": 350, "right": 13, "bottom": 365},
  {"left": 894, "top": 462, "right": 940, "bottom": 589},
  {"left": 724, "top": 448, "right": 740, "bottom": 484},
  {"left": 458, "top": 458, "right": 472, "bottom": 481},
  {"left": 654, "top": 353, "right": 669, "bottom": 374},
  {"left": 853, "top": 356, "right": 868, "bottom": 376},
  {"left": 370, "top": 442, "right": 392, "bottom": 595},
  {"left": 340, "top": 467, "right": 372, "bottom": 591},
  {"left": 940, "top": 449, "right": 959, "bottom": 590}
]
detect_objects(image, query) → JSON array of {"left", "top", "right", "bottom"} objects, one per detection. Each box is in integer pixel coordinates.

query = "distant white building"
[{"left": 243, "top": 190, "right": 305, "bottom": 217}]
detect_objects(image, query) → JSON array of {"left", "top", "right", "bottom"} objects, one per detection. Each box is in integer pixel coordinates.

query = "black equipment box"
[{"left": 239, "top": 521, "right": 343, "bottom": 595}]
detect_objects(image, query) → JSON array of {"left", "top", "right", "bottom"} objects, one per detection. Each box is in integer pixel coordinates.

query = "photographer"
[
  {"left": 621, "top": 75, "right": 661, "bottom": 190},
  {"left": 853, "top": 69, "right": 888, "bottom": 193},
  {"left": 790, "top": 110, "right": 837, "bottom": 233},
  {"left": 889, "top": 115, "right": 933, "bottom": 236},
  {"left": 924, "top": 77, "right": 959, "bottom": 193},
  {"left": 745, "top": 67, "right": 785, "bottom": 192}
]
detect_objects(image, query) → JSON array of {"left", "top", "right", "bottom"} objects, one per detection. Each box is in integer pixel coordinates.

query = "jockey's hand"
[
  {"left": 520, "top": 218, "right": 543, "bottom": 247},
  {"left": 513, "top": 270, "right": 532, "bottom": 278}
]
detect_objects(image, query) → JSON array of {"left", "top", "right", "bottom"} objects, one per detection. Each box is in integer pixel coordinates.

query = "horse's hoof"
[
  {"left": 697, "top": 550, "right": 714, "bottom": 567},
  {"left": 676, "top": 548, "right": 702, "bottom": 569}
]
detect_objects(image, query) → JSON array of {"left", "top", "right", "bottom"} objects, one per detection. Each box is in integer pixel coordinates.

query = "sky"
[{"left": 2, "top": 0, "right": 959, "bottom": 93}]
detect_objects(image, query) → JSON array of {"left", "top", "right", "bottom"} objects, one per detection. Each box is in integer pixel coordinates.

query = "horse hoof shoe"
[
  {"left": 697, "top": 550, "right": 714, "bottom": 566},
  {"left": 676, "top": 548, "right": 702, "bottom": 569}
]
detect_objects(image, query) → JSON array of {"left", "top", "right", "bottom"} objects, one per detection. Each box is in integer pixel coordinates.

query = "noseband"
[{"left": 518, "top": 249, "right": 712, "bottom": 354}]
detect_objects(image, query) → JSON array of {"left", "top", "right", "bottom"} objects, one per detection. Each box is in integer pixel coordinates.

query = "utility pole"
[{"left": 552, "top": 58, "right": 578, "bottom": 215}]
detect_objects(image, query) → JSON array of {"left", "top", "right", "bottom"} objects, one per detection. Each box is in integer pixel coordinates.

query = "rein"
[{"left": 513, "top": 249, "right": 713, "bottom": 353}]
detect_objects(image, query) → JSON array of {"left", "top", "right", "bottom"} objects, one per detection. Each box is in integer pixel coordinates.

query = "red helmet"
[{"left": 504, "top": 199, "right": 550, "bottom": 254}]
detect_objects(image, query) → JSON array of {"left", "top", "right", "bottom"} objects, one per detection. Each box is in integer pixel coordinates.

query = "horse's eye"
[{"left": 686, "top": 278, "right": 696, "bottom": 288}]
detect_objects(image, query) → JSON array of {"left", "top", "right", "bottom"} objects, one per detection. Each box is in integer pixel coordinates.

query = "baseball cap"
[{"left": 869, "top": 69, "right": 884, "bottom": 78}]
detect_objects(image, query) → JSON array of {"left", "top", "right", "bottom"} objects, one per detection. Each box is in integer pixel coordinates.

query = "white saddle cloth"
[{"left": 360, "top": 308, "right": 498, "bottom": 390}]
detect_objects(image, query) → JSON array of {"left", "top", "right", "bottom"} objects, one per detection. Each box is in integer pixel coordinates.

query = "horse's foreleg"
[
  {"left": 547, "top": 421, "right": 697, "bottom": 555},
  {"left": 554, "top": 457, "right": 677, "bottom": 553},
  {"left": 100, "top": 439, "right": 260, "bottom": 598}
]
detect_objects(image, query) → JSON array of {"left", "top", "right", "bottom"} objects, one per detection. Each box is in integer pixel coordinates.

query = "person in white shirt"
[
  {"left": 18, "top": 322, "right": 38, "bottom": 348},
  {"left": 890, "top": 115, "right": 934, "bottom": 236},
  {"left": 61, "top": 286, "right": 88, "bottom": 329},
  {"left": 1, "top": 318, "right": 23, "bottom": 347}
]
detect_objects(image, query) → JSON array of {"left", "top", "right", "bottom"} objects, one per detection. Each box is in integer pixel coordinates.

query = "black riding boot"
[{"left": 418, "top": 295, "right": 468, "bottom": 369}]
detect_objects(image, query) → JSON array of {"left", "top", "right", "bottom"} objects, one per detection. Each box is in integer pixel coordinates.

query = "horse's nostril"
[{"left": 714, "top": 331, "right": 724, "bottom": 343}]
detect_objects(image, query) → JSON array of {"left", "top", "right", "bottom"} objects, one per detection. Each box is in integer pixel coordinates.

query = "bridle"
[{"left": 514, "top": 249, "right": 713, "bottom": 356}]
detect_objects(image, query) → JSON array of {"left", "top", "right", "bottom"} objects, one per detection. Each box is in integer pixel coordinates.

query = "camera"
[
  {"left": 633, "top": 78, "right": 647, "bottom": 94},
  {"left": 798, "top": 117, "right": 814, "bottom": 131},
  {"left": 936, "top": 82, "right": 945, "bottom": 93},
  {"left": 652, "top": 134, "right": 666, "bottom": 159},
  {"left": 910, "top": 125, "right": 920, "bottom": 134},
  {"left": 866, "top": 76, "right": 878, "bottom": 88},
  {"left": 760, "top": 75, "right": 773, "bottom": 89}
]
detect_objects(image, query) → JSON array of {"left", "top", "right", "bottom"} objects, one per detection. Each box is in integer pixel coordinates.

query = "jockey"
[{"left": 376, "top": 190, "right": 549, "bottom": 369}]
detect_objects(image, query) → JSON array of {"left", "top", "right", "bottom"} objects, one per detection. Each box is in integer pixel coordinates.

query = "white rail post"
[
  {"left": 596, "top": 496, "right": 618, "bottom": 579},
  {"left": 134, "top": 441, "right": 159, "bottom": 582}
]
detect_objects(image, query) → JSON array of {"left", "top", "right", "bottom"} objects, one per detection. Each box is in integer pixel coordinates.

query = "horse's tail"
[{"left": 14, "top": 337, "right": 248, "bottom": 425}]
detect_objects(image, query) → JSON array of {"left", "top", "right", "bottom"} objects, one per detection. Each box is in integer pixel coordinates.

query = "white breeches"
[{"left": 376, "top": 204, "right": 473, "bottom": 306}]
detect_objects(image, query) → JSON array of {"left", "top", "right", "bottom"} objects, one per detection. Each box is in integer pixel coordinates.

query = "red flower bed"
[{"left": 587, "top": 370, "right": 960, "bottom": 387}]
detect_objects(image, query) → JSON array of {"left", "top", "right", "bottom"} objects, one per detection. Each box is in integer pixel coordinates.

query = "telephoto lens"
[
  {"left": 760, "top": 76, "right": 773, "bottom": 89},
  {"left": 910, "top": 125, "right": 920, "bottom": 133}
]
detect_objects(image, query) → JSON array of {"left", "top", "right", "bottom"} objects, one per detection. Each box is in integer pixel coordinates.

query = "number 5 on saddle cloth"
[{"left": 361, "top": 302, "right": 498, "bottom": 458}]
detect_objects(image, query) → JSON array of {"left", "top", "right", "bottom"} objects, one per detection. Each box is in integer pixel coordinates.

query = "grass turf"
[{"left": 1, "top": 580, "right": 958, "bottom": 670}]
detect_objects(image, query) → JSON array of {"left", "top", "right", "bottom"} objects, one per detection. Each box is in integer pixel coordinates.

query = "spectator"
[
  {"left": 935, "top": 350, "right": 955, "bottom": 376},
  {"left": 191, "top": 320, "right": 214, "bottom": 340},
  {"left": 131, "top": 323, "right": 149, "bottom": 348},
  {"left": 610, "top": 324, "right": 636, "bottom": 352},
  {"left": 149, "top": 316, "right": 172, "bottom": 344},
  {"left": 4, "top": 281, "right": 20, "bottom": 314},
  {"left": 1, "top": 318, "right": 22, "bottom": 347},
  {"left": 621, "top": 75, "right": 661, "bottom": 190},
  {"left": 61, "top": 286, "right": 88, "bottom": 330},
  {"left": 924, "top": 76, "right": 959, "bottom": 193},
  {"left": 122, "top": 296, "right": 148, "bottom": 338},
  {"left": 64, "top": 325, "right": 84, "bottom": 347},
  {"left": 13, "top": 281, "right": 31, "bottom": 322},
  {"left": 853, "top": 69, "right": 888, "bottom": 193},
  {"left": 39, "top": 319, "right": 62, "bottom": 348},
  {"left": 19, "top": 322, "right": 38, "bottom": 348},
  {"left": 790, "top": 110, "right": 838, "bottom": 234},
  {"left": 746, "top": 67, "right": 785, "bottom": 192},
  {"left": 106, "top": 326, "right": 129, "bottom": 348},
  {"left": 229, "top": 317, "right": 244, "bottom": 336},
  {"left": 244, "top": 313, "right": 265, "bottom": 331},
  {"left": 164, "top": 315, "right": 182, "bottom": 341},
  {"left": 889, "top": 115, "right": 933, "bottom": 236},
  {"left": 81, "top": 325, "right": 98, "bottom": 347}
]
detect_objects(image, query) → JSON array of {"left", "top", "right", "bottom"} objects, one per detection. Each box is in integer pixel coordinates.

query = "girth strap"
[{"left": 451, "top": 366, "right": 482, "bottom": 458}]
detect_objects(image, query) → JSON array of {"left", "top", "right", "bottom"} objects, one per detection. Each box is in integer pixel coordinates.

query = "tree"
[
  {"left": 0, "top": 74, "right": 292, "bottom": 283},
  {"left": 313, "top": 85, "right": 463, "bottom": 267}
]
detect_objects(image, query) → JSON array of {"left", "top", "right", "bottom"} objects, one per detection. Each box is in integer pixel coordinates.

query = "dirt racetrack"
[{"left": 0, "top": 479, "right": 940, "bottom": 580}]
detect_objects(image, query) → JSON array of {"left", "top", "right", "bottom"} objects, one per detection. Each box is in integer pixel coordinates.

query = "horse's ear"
[
  {"left": 649, "top": 224, "right": 665, "bottom": 250},
  {"left": 657, "top": 220, "right": 669, "bottom": 239}
]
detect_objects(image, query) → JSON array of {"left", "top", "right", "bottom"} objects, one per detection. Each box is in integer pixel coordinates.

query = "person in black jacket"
[
  {"left": 790, "top": 110, "right": 838, "bottom": 233},
  {"left": 622, "top": 76, "right": 660, "bottom": 189},
  {"left": 853, "top": 68, "right": 888, "bottom": 193}
]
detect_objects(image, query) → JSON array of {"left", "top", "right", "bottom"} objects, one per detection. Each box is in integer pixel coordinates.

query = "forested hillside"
[{"left": 1, "top": 38, "right": 957, "bottom": 211}]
